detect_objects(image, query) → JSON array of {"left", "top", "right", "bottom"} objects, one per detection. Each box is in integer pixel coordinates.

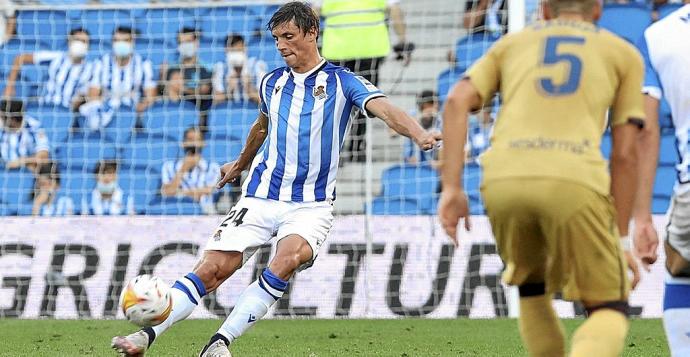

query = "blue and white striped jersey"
[
  {"left": 90, "top": 53, "right": 156, "bottom": 108},
  {"left": 0, "top": 116, "right": 49, "bottom": 164},
  {"left": 161, "top": 157, "right": 220, "bottom": 206},
  {"left": 638, "top": 4, "right": 690, "bottom": 193},
  {"left": 34, "top": 51, "right": 94, "bottom": 108},
  {"left": 212, "top": 57, "right": 268, "bottom": 102},
  {"left": 39, "top": 196, "right": 74, "bottom": 216},
  {"left": 242, "top": 59, "right": 385, "bottom": 202}
]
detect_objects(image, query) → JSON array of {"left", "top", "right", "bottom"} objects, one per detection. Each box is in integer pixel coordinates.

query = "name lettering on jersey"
[
  {"left": 313, "top": 85, "right": 327, "bottom": 100},
  {"left": 355, "top": 76, "right": 378, "bottom": 92},
  {"left": 509, "top": 137, "right": 591, "bottom": 155}
]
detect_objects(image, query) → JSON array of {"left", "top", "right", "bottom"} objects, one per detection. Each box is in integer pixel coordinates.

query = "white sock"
[
  {"left": 146, "top": 273, "right": 207, "bottom": 342},
  {"left": 216, "top": 268, "right": 287, "bottom": 344},
  {"left": 664, "top": 276, "right": 690, "bottom": 357}
]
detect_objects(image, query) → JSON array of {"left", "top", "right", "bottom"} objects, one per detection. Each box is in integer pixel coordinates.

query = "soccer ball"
[{"left": 120, "top": 274, "right": 173, "bottom": 327}]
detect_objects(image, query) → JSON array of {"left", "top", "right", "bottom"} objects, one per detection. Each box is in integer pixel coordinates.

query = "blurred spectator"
[
  {"left": 164, "top": 27, "right": 212, "bottom": 115},
  {"left": 82, "top": 26, "right": 156, "bottom": 130},
  {"left": 160, "top": 127, "right": 219, "bottom": 212},
  {"left": 463, "top": 0, "right": 507, "bottom": 34},
  {"left": 86, "top": 160, "right": 130, "bottom": 215},
  {"left": 3, "top": 28, "right": 93, "bottom": 111},
  {"left": 0, "top": 99, "right": 49, "bottom": 170},
  {"left": 212, "top": 34, "right": 267, "bottom": 105},
  {"left": 467, "top": 109, "right": 493, "bottom": 161},
  {"left": 31, "top": 161, "right": 73, "bottom": 216},
  {"left": 314, "top": 0, "right": 412, "bottom": 162},
  {"left": 163, "top": 68, "right": 185, "bottom": 102},
  {"left": 0, "top": 0, "right": 15, "bottom": 47},
  {"left": 404, "top": 90, "right": 440, "bottom": 166}
]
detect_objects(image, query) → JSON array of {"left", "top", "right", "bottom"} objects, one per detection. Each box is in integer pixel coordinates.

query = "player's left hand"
[
  {"left": 438, "top": 189, "right": 471, "bottom": 246},
  {"left": 416, "top": 131, "right": 442, "bottom": 151},
  {"left": 624, "top": 250, "right": 641, "bottom": 290},
  {"left": 633, "top": 215, "right": 659, "bottom": 271}
]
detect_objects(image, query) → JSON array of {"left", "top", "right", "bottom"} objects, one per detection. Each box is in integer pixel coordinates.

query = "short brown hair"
[
  {"left": 267, "top": 1, "right": 320, "bottom": 38},
  {"left": 546, "top": 0, "right": 598, "bottom": 16}
]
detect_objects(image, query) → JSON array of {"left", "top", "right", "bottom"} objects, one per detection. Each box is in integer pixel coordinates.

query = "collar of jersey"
[{"left": 290, "top": 58, "right": 327, "bottom": 80}]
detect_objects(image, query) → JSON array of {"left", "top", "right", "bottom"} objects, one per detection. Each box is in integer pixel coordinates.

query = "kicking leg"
[
  {"left": 570, "top": 301, "right": 629, "bottom": 357},
  {"left": 200, "top": 235, "right": 313, "bottom": 356},
  {"left": 112, "top": 250, "right": 242, "bottom": 356}
]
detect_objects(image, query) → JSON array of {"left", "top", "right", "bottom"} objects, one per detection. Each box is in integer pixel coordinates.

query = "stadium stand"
[{"left": 0, "top": 2, "right": 679, "bottom": 216}]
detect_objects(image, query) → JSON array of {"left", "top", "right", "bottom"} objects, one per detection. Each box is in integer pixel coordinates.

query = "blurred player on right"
[
  {"left": 438, "top": 0, "right": 644, "bottom": 356},
  {"left": 638, "top": 4, "right": 690, "bottom": 356}
]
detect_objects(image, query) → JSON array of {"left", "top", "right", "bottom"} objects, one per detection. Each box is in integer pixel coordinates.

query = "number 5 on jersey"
[{"left": 538, "top": 36, "right": 585, "bottom": 96}]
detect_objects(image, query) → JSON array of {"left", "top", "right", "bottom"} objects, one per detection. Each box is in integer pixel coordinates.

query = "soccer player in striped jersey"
[
  {"left": 83, "top": 27, "right": 156, "bottom": 129},
  {"left": 111, "top": 2, "right": 440, "bottom": 356},
  {"left": 3, "top": 28, "right": 93, "bottom": 111},
  {"left": 639, "top": 5, "right": 690, "bottom": 356}
]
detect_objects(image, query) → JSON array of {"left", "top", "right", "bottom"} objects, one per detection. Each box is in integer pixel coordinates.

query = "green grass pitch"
[{"left": 0, "top": 318, "right": 668, "bottom": 356}]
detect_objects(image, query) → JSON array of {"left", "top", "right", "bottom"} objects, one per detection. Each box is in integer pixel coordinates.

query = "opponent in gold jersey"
[{"left": 438, "top": 0, "right": 645, "bottom": 356}]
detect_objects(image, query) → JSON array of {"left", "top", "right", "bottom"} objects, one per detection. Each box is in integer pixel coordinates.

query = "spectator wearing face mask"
[
  {"left": 0, "top": 99, "right": 49, "bottom": 171},
  {"left": 31, "top": 161, "right": 73, "bottom": 216},
  {"left": 3, "top": 28, "right": 93, "bottom": 111},
  {"left": 403, "top": 90, "right": 440, "bottom": 167},
  {"left": 212, "top": 34, "right": 268, "bottom": 105},
  {"left": 86, "top": 160, "right": 131, "bottom": 215},
  {"left": 82, "top": 26, "right": 156, "bottom": 130},
  {"left": 160, "top": 127, "right": 219, "bottom": 211},
  {"left": 164, "top": 27, "right": 213, "bottom": 114}
]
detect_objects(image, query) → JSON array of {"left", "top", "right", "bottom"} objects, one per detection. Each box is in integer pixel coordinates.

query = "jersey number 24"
[{"left": 538, "top": 36, "right": 585, "bottom": 96}]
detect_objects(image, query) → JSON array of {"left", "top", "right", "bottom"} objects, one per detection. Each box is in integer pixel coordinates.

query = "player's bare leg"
[
  {"left": 112, "top": 251, "right": 243, "bottom": 356},
  {"left": 570, "top": 300, "right": 629, "bottom": 357},
  {"left": 199, "top": 235, "right": 313, "bottom": 356}
]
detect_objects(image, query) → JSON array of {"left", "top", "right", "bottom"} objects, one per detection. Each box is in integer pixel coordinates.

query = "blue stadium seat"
[
  {"left": 142, "top": 101, "right": 200, "bottom": 142},
  {"left": 370, "top": 197, "right": 420, "bottom": 215},
  {"left": 39, "top": 0, "right": 89, "bottom": 5},
  {"left": 82, "top": 10, "right": 138, "bottom": 43},
  {"left": 0, "top": 39, "right": 46, "bottom": 77},
  {"left": 208, "top": 103, "right": 258, "bottom": 140},
  {"left": 654, "top": 165, "right": 676, "bottom": 199},
  {"left": 135, "top": 39, "right": 172, "bottom": 66},
  {"left": 17, "top": 10, "right": 69, "bottom": 47},
  {"left": 61, "top": 170, "right": 96, "bottom": 215},
  {"left": 118, "top": 166, "right": 161, "bottom": 214},
  {"left": 56, "top": 133, "right": 118, "bottom": 172},
  {"left": 121, "top": 132, "right": 180, "bottom": 171},
  {"left": 198, "top": 38, "right": 227, "bottom": 67},
  {"left": 24, "top": 104, "right": 74, "bottom": 144},
  {"left": 102, "top": 108, "right": 137, "bottom": 144},
  {"left": 658, "top": 3, "right": 683, "bottom": 20},
  {"left": 204, "top": 139, "right": 243, "bottom": 164},
  {"left": 138, "top": 8, "right": 196, "bottom": 43},
  {"left": 145, "top": 196, "right": 203, "bottom": 215},
  {"left": 454, "top": 32, "right": 498, "bottom": 71},
  {"left": 659, "top": 133, "right": 678, "bottom": 167},
  {"left": 200, "top": 7, "right": 260, "bottom": 41},
  {"left": 652, "top": 196, "right": 670, "bottom": 214},
  {"left": 247, "top": 43, "right": 285, "bottom": 70},
  {"left": 380, "top": 164, "right": 439, "bottom": 214},
  {"left": 599, "top": 4, "right": 652, "bottom": 44},
  {"left": 437, "top": 66, "right": 464, "bottom": 106},
  {"left": 0, "top": 169, "right": 35, "bottom": 212}
]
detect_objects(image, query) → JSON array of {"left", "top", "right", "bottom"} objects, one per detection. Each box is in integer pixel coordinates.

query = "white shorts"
[
  {"left": 204, "top": 197, "right": 334, "bottom": 270},
  {"left": 667, "top": 190, "right": 690, "bottom": 261}
]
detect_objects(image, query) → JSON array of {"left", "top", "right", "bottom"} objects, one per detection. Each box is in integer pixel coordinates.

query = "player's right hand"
[
  {"left": 216, "top": 161, "right": 243, "bottom": 189},
  {"left": 624, "top": 250, "right": 641, "bottom": 290},
  {"left": 416, "top": 131, "right": 442, "bottom": 151},
  {"left": 438, "top": 189, "right": 471, "bottom": 246},
  {"left": 633, "top": 215, "right": 659, "bottom": 271}
]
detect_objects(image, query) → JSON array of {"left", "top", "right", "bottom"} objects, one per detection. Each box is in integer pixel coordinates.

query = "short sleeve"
[
  {"left": 636, "top": 33, "right": 662, "bottom": 100},
  {"left": 464, "top": 41, "right": 502, "bottom": 105},
  {"left": 3, "top": 0, "right": 16, "bottom": 17},
  {"left": 161, "top": 161, "right": 174, "bottom": 184},
  {"left": 33, "top": 51, "right": 62, "bottom": 64},
  {"left": 611, "top": 47, "right": 645, "bottom": 127},
  {"left": 212, "top": 62, "right": 225, "bottom": 92},
  {"left": 338, "top": 70, "right": 385, "bottom": 118},
  {"left": 142, "top": 60, "right": 156, "bottom": 90}
]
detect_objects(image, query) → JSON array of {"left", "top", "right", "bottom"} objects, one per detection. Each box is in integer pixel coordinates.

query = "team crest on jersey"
[
  {"left": 313, "top": 85, "right": 327, "bottom": 100},
  {"left": 213, "top": 229, "right": 221, "bottom": 241}
]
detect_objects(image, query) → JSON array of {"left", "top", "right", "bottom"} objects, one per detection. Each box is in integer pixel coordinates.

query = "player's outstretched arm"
[
  {"left": 633, "top": 95, "right": 660, "bottom": 270},
  {"left": 437, "top": 79, "right": 481, "bottom": 244},
  {"left": 364, "top": 97, "right": 441, "bottom": 150},
  {"left": 216, "top": 111, "right": 269, "bottom": 189}
]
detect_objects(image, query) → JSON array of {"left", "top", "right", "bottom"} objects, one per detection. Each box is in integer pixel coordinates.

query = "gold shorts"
[{"left": 481, "top": 178, "right": 629, "bottom": 302}]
